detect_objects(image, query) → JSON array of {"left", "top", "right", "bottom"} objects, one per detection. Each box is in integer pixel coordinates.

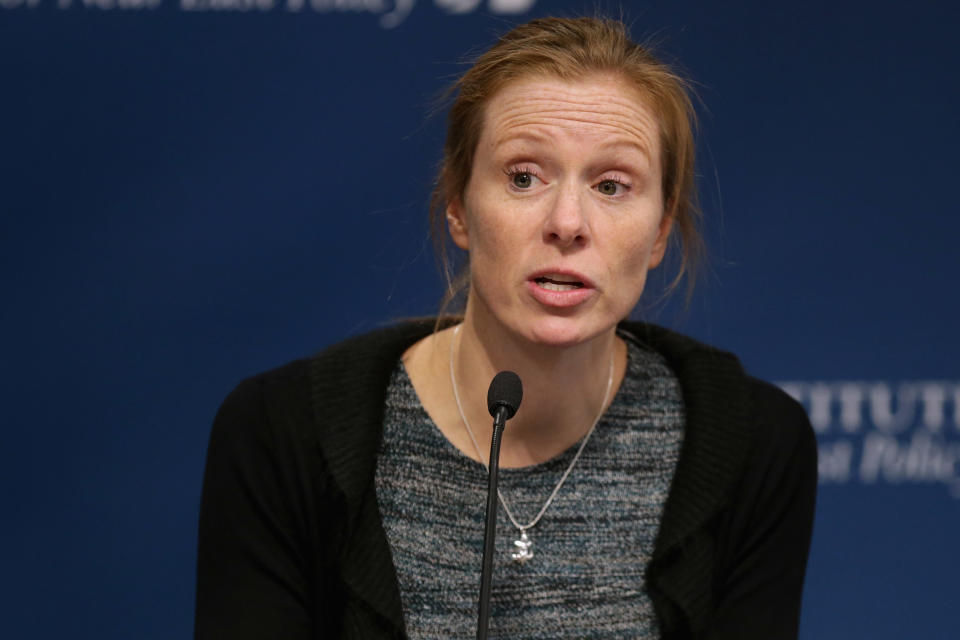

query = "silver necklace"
[{"left": 448, "top": 325, "right": 615, "bottom": 563}]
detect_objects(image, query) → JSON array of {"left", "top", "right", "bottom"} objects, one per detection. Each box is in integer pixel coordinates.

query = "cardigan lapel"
[
  {"left": 308, "top": 320, "right": 436, "bottom": 637},
  {"left": 626, "top": 322, "right": 756, "bottom": 632}
]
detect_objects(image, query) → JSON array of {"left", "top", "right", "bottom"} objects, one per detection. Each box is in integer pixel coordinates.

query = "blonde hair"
[{"left": 431, "top": 16, "right": 703, "bottom": 312}]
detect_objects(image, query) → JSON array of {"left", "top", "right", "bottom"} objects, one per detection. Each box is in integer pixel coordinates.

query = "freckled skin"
[{"left": 447, "top": 75, "right": 673, "bottom": 348}]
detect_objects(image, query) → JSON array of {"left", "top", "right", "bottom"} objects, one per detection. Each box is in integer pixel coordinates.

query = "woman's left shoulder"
[
  {"left": 741, "top": 375, "right": 817, "bottom": 466},
  {"left": 619, "top": 320, "right": 816, "bottom": 455},
  {"left": 744, "top": 376, "right": 812, "bottom": 427},
  {"left": 745, "top": 376, "right": 817, "bottom": 465}
]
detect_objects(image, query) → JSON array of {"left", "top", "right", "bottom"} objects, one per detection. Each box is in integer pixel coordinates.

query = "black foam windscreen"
[{"left": 486, "top": 371, "right": 523, "bottom": 419}]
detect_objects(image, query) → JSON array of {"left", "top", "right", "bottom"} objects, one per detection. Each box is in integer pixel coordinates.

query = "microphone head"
[{"left": 487, "top": 370, "right": 523, "bottom": 420}]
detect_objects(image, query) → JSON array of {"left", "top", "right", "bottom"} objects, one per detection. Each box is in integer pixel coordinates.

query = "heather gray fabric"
[{"left": 375, "top": 334, "right": 684, "bottom": 638}]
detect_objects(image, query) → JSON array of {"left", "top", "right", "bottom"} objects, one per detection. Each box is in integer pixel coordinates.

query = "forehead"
[{"left": 479, "top": 75, "right": 661, "bottom": 158}]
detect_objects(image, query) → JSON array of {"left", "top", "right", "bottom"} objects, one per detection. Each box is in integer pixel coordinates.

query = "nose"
[{"left": 543, "top": 183, "right": 589, "bottom": 248}]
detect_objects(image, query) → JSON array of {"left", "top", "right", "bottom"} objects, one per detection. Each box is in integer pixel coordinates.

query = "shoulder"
[
  {"left": 620, "top": 320, "right": 816, "bottom": 509},
  {"left": 309, "top": 319, "right": 437, "bottom": 386},
  {"left": 737, "top": 376, "right": 818, "bottom": 512},
  {"left": 744, "top": 375, "right": 816, "bottom": 455},
  {"left": 211, "top": 357, "right": 314, "bottom": 449},
  {"left": 619, "top": 321, "right": 741, "bottom": 373},
  {"left": 223, "top": 319, "right": 438, "bottom": 406},
  {"left": 620, "top": 319, "right": 811, "bottom": 435},
  {"left": 212, "top": 320, "right": 438, "bottom": 443}
]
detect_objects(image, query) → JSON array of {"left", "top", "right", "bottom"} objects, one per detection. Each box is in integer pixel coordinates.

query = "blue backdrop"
[{"left": 2, "top": 1, "right": 958, "bottom": 637}]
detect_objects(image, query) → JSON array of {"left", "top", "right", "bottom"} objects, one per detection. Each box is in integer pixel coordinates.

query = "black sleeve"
[
  {"left": 707, "top": 380, "right": 818, "bottom": 640},
  {"left": 194, "top": 372, "right": 317, "bottom": 639}
]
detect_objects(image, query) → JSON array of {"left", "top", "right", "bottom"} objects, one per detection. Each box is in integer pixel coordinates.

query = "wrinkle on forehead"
[{"left": 482, "top": 77, "right": 660, "bottom": 161}]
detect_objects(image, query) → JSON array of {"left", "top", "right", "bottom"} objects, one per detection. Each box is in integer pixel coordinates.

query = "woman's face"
[{"left": 447, "top": 75, "right": 672, "bottom": 348}]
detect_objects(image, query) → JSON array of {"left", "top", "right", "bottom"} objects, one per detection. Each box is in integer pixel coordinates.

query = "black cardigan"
[{"left": 195, "top": 320, "right": 817, "bottom": 639}]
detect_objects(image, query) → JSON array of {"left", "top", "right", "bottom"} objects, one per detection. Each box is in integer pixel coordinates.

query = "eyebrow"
[{"left": 597, "top": 139, "right": 654, "bottom": 162}]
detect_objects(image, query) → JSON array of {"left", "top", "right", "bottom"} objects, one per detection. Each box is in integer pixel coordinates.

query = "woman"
[{"left": 195, "top": 16, "right": 817, "bottom": 640}]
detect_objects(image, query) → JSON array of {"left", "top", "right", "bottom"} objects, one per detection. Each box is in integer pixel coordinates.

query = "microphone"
[
  {"left": 477, "top": 371, "right": 522, "bottom": 640},
  {"left": 487, "top": 370, "right": 523, "bottom": 422}
]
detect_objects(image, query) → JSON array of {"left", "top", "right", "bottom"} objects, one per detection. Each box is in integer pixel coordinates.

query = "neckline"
[{"left": 391, "top": 335, "right": 648, "bottom": 474}]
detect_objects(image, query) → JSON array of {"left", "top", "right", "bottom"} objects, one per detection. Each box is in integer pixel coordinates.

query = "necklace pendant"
[{"left": 510, "top": 530, "right": 533, "bottom": 563}]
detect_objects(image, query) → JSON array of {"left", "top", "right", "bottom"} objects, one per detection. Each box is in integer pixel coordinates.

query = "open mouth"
[{"left": 534, "top": 276, "right": 585, "bottom": 292}]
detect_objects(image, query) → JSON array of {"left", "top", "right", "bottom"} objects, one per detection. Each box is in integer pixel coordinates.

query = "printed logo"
[
  {"left": 437, "top": 0, "right": 532, "bottom": 14},
  {"left": 5, "top": 0, "right": 537, "bottom": 25},
  {"left": 779, "top": 381, "right": 960, "bottom": 497}
]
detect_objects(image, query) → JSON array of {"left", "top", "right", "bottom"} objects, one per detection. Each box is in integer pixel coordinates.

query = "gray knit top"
[{"left": 374, "top": 333, "right": 685, "bottom": 639}]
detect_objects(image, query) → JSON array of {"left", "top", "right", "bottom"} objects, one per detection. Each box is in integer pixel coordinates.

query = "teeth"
[
  {"left": 539, "top": 281, "right": 580, "bottom": 291},
  {"left": 535, "top": 275, "right": 584, "bottom": 291},
  {"left": 543, "top": 274, "right": 579, "bottom": 284}
]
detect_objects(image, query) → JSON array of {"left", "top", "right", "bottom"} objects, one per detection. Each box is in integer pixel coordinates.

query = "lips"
[{"left": 527, "top": 270, "right": 595, "bottom": 307}]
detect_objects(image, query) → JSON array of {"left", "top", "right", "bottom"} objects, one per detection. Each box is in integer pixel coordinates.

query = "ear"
[
  {"left": 446, "top": 198, "right": 470, "bottom": 250},
  {"left": 648, "top": 211, "right": 674, "bottom": 269}
]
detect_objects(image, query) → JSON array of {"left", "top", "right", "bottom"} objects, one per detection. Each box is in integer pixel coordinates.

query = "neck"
[{"left": 452, "top": 302, "right": 625, "bottom": 467}]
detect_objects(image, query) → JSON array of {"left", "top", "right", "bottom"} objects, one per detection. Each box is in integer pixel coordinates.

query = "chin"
[{"left": 523, "top": 317, "right": 611, "bottom": 349}]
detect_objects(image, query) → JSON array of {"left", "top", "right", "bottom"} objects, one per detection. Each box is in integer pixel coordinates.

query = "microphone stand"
[{"left": 476, "top": 405, "right": 508, "bottom": 640}]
